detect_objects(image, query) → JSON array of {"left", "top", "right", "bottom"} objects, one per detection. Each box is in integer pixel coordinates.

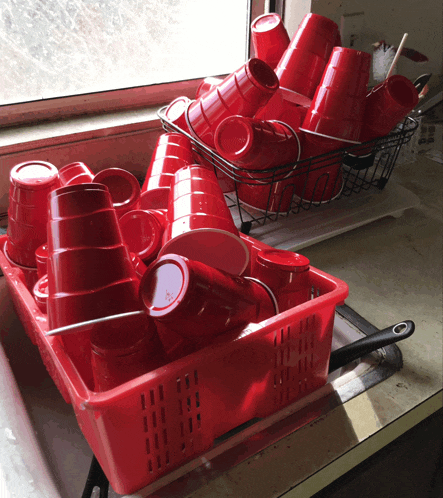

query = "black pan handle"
[{"left": 329, "top": 320, "right": 415, "bottom": 373}]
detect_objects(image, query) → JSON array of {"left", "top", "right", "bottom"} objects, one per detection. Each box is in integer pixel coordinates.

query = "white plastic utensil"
[{"left": 386, "top": 33, "right": 408, "bottom": 79}]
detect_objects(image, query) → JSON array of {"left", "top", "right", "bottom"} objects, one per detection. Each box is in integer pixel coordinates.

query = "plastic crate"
[{"left": 0, "top": 233, "right": 348, "bottom": 495}]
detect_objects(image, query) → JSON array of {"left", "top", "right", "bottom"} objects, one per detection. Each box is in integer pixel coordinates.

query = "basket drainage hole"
[{"left": 393, "top": 322, "right": 407, "bottom": 334}]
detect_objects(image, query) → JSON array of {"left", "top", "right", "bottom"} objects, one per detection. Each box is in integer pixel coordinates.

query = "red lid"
[
  {"left": 119, "top": 209, "right": 164, "bottom": 262},
  {"left": 139, "top": 254, "right": 190, "bottom": 318},
  {"left": 257, "top": 249, "right": 310, "bottom": 272},
  {"left": 94, "top": 168, "right": 141, "bottom": 212},
  {"left": 10, "top": 161, "right": 59, "bottom": 190}
]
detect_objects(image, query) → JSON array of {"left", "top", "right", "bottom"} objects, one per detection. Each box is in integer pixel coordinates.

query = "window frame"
[{"left": 0, "top": 0, "right": 269, "bottom": 129}]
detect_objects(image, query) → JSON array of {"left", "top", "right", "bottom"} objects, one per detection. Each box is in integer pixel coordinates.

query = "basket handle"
[{"left": 81, "top": 455, "right": 109, "bottom": 498}]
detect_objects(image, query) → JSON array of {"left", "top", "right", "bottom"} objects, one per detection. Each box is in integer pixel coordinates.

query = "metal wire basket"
[{"left": 158, "top": 107, "right": 418, "bottom": 235}]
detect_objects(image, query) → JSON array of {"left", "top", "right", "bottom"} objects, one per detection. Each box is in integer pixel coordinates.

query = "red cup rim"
[
  {"left": 159, "top": 228, "right": 249, "bottom": 276},
  {"left": 246, "top": 58, "right": 280, "bottom": 92},
  {"left": 139, "top": 254, "right": 190, "bottom": 318},
  {"left": 256, "top": 249, "right": 310, "bottom": 272},
  {"left": 165, "top": 96, "right": 192, "bottom": 122},
  {"left": 94, "top": 168, "right": 141, "bottom": 210},
  {"left": 50, "top": 182, "right": 108, "bottom": 200},
  {"left": 244, "top": 276, "right": 279, "bottom": 315},
  {"left": 295, "top": 176, "right": 345, "bottom": 205},
  {"left": 10, "top": 161, "right": 59, "bottom": 191},
  {"left": 3, "top": 240, "right": 38, "bottom": 270},
  {"left": 278, "top": 87, "right": 313, "bottom": 108}
]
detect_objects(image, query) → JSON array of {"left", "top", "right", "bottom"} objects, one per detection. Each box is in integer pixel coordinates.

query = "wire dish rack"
[{"left": 158, "top": 107, "right": 418, "bottom": 235}]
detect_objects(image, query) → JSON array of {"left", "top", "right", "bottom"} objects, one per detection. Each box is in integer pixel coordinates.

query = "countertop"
[
  {"left": 0, "top": 154, "right": 441, "bottom": 498},
  {"left": 171, "top": 154, "right": 443, "bottom": 497}
]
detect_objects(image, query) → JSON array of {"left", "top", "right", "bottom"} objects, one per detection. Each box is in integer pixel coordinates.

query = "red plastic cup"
[
  {"left": 141, "top": 133, "right": 194, "bottom": 209},
  {"left": 130, "top": 252, "right": 148, "bottom": 281},
  {"left": 90, "top": 313, "right": 166, "bottom": 391},
  {"left": 35, "top": 243, "right": 49, "bottom": 278},
  {"left": 47, "top": 183, "right": 144, "bottom": 374},
  {"left": 195, "top": 77, "right": 223, "bottom": 99},
  {"left": 254, "top": 88, "right": 309, "bottom": 132},
  {"left": 275, "top": 13, "right": 339, "bottom": 100},
  {"left": 94, "top": 168, "right": 141, "bottom": 217},
  {"left": 251, "top": 13, "right": 290, "bottom": 69},
  {"left": 119, "top": 209, "right": 167, "bottom": 264},
  {"left": 293, "top": 131, "right": 345, "bottom": 203},
  {"left": 254, "top": 249, "right": 310, "bottom": 312},
  {"left": 139, "top": 254, "right": 276, "bottom": 340},
  {"left": 6, "top": 161, "right": 59, "bottom": 268},
  {"left": 236, "top": 177, "right": 297, "bottom": 214},
  {"left": 59, "top": 162, "right": 94, "bottom": 186},
  {"left": 47, "top": 183, "right": 141, "bottom": 330},
  {"left": 186, "top": 58, "right": 279, "bottom": 148},
  {"left": 164, "top": 96, "right": 192, "bottom": 133},
  {"left": 301, "top": 47, "right": 371, "bottom": 143},
  {"left": 33, "top": 274, "right": 49, "bottom": 314},
  {"left": 301, "top": 47, "right": 371, "bottom": 142},
  {"left": 214, "top": 116, "right": 301, "bottom": 169},
  {"left": 359, "top": 75, "right": 419, "bottom": 142},
  {"left": 159, "top": 165, "right": 249, "bottom": 275}
]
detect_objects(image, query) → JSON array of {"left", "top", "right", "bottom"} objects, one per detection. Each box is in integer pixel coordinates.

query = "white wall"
[{"left": 284, "top": 0, "right": 443, "bottom": 88}]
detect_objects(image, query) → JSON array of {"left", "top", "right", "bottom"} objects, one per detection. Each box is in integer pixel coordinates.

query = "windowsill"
[{"left": 0, "top": 106, "right": 164, "bottom": 155}]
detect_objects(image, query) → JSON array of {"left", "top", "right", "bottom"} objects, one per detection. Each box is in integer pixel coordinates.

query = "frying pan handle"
[{"left": 328, "top": 320, "right": 415, "bottom": 373}]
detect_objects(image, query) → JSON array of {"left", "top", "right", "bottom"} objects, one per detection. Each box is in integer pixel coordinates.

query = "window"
[{"left": 0, "top": 0, "right": 267, "bottom": 126}]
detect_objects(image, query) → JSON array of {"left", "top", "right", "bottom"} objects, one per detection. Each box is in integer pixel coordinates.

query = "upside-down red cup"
[
  {"left": 141, "top": 133, "right": 194, "bottom": 209},
  {"left": 275, "top": 13, "right": 339, "bottom": 100},
  {"left": 195, "top": 77, "right": 223, "bottom": 99},
  {"left": 254, "top": 249, "right": 310, "bottom": 312},
  {"left": 35, "top": 243, "right": 49, "bottom": 278},
  {"left": 251, "top": 13, "right": 290, "bottom": 70},
  {"left": 6, "top": 161, "right": 59, "bottom": 268},
  {"left": 288, "top": 13, "right": 339, "bottom": 57},
  {"left": 139, "top": 254, "right": 276, "bottom": 340},
  {"left": 58, "top": 162, "right": 94, "bottom": 186},
  {"left": 47, "top": 183, "right": 141, "bottom": 329},
  {"left": 47, "top": 183, "right": 143, "bottom": 373},
  {"left": 254, "top": 88, "right": 309, "bottom": 131},
  {"left": 94, "top": 168, "right": 141, "bottom": 217},
  {"left": 214, "top": 116, "right": 301, "bottom": 169},
  {"left": 186, "top": 58, "right": 279, "bottom": 148},
  {"left": 159, "top": 165, "right": 249, "bottom": 275},
  {"left": 119, "top": 209, "right": 167, "bottom": 264},
  {"left": 320, "top": 47, "right": 371, "bottom": 96},
  {"left": 33, "top": 274, "right": 49, "bottom": 314},
  {"left": 292, "top": 131, "right": 345, "bottom": 203},
  {"left": 236, "top": 178, "right": 297, "bottom": 214},
  {"left": 229, "top": 118, "right": 302, "bottom": 214},
  {"left": 164, "top": 96, "right": 192, "bottom": 133},
  {"left": 359, "top": 75, "right": 419, "bottom": 143},
  {"left": 300, "top": 47, "right": 371, "bottom": 143},
  {"left": 90, "top": 313, "right": 167, "bottom": 391}
]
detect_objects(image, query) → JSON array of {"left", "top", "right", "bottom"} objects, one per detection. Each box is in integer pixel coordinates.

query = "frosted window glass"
[{"left": 0, "top": 0, "right": 249, "bottom": 105}]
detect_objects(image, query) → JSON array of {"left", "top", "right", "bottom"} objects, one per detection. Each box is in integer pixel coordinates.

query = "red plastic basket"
[{"left": 0, "top": 233, "right": 348, "bottom": 494}]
